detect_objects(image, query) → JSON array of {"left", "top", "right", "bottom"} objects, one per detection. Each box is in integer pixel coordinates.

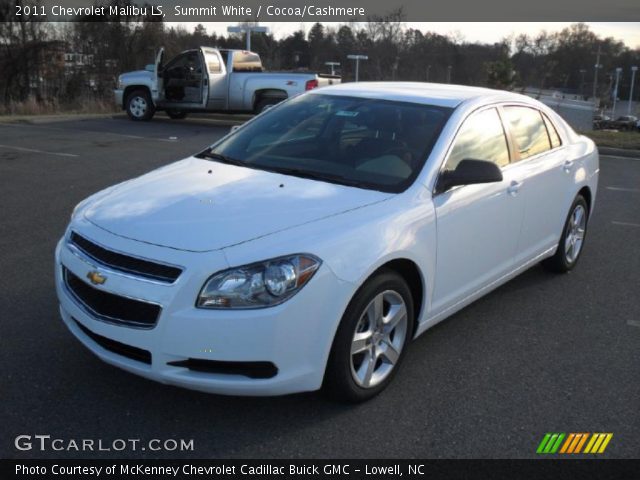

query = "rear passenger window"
[
  {"left": 503, "top": 106, "right": 551, "bottom": 160},
  {"left": 542, "top": 113, "right": 562, "bottom": 149},
  {"left": 445, "top": 108, "right": 510, "bottom": 171}
]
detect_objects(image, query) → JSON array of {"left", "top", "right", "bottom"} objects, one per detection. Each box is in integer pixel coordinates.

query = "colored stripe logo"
[{"left": 536, "top": 433, "right": 613, "bottom": 454}]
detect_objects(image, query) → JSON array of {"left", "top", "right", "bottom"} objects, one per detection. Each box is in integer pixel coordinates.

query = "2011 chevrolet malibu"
[{"left": 55, "top": 82, "right": 599, "bottom": 401}]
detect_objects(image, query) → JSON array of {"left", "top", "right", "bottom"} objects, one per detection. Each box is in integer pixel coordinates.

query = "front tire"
[
  {"left": 542, "top": 195, "right": 589, "bottom": 273},
  {"left": 125, "top": 89, "right": 155, "bottom": 121},
  {"left": 323, "top": 270, "right": 414, "bottom": 402}
]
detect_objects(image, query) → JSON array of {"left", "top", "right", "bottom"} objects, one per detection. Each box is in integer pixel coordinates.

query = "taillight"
[{"left": 305, "top": 79, "right": 319, "bottom": 91}]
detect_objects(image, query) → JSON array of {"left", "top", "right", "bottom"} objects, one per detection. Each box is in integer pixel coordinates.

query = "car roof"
[{"left": 311, "top": 82, "right": 532, "bottom": 109}]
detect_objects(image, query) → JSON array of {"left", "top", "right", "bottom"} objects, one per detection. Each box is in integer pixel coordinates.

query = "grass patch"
[
  {"left": 0, "top": 97, "right": 118, "bottom": 116},
  {"left": 580, "top": 130, "right": 640, "bottom": 150}
]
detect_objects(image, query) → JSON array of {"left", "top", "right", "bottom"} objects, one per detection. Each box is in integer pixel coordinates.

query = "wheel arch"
[
  {"left": 123, "top": 85, "right": 153, "bottom": 109},
  {"left": 253, "top": 89, "right": 287, "bottom": 111},
  {"left": 366, "top": 258, "right": 425, "bottom": 336},
  {"left": 578, "top": 185, "right": 592, "bottom": 214}
]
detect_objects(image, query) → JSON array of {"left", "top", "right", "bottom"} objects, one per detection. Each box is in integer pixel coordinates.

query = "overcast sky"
[{"left": 180, "top": 22, "right": 640, "bottom": 49}]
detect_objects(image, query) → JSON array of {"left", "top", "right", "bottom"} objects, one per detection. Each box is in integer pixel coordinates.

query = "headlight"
[
  {"left": 197, "top": 254, "right": 321, "bottom": 309},
  {"left": 117, "top": 77, "right": 124, "bottom": 90}
]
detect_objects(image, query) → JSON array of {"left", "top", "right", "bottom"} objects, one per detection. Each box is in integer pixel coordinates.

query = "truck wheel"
[
  {"left": 166, "top": 109, "right": 188, "bottom": 120},
  {"left": 254, "top": 98, "right": 283, "bottom": 114},
  {"left": 125, "top": 89, "right": 155, "bottom": 121}
]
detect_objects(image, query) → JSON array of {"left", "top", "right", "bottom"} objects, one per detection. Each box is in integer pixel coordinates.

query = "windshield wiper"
[
  {"left": 267, "top": 166, "right": 368, "bottom": 189},
  {"left": 197, "top": 149, "right": 246, "bottom": 167}
]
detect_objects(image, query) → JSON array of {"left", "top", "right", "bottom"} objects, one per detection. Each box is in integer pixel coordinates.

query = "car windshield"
[{"left": 201, "top": 93, "right": 452, "bottom": 193}]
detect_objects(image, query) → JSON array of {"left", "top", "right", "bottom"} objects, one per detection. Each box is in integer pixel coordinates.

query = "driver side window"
[{"left": 445, "top": 108, "right": 510, "bottom": 171}]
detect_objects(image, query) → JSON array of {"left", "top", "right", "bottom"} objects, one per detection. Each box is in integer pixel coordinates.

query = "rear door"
[
  {"left": 431, "top": 107, "right": 526, "bottom": 314},
  {"left": 501, "top": 105, "right": 568, "bottom": 264}
]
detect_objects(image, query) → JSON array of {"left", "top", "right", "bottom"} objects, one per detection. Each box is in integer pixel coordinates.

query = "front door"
[
  {"left": 431, "top": 107, "right": 526, "bottom": 314},
  {"left": 202, "top": 48, "right": 227, "bottom": 110},
  {"left": 160, "top": 50, "right": 207, "bottom": 109}
]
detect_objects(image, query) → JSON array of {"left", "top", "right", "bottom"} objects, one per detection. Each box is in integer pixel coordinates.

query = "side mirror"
[{"left": 436, "top": 159, "right": 503, "bottom": 194}]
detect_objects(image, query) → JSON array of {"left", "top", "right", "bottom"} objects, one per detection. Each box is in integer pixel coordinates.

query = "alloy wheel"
[
  {"left": 564, "top": 204, "right": 586, "bottom": 264},
  {"left": 350, "top": 290, "right": 408, "bottom": 388}
]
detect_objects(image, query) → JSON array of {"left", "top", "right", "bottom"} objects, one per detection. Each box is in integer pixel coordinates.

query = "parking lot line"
[
  {"left": 627, "top": 320, "right": 640, "bottom": 328},
  {"left": 611, "top": 220, "right": 640, "bottom": 228},
  {"left": 0, "top": 143, "right": 79, "bottom": 158},
  {"left": 606, "top": 186, "right": 640, "bottom": 193},
  {"left": 0, "top": 122, "right": 178, "bottom": 143}
]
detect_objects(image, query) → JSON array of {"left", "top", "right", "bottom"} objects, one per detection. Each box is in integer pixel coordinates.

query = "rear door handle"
[
  {"left": 507, "top": 180, "right": 523, "bottom": 196},
  {"left": 563, "top": 160, "right": 574, "bottom": 172}
]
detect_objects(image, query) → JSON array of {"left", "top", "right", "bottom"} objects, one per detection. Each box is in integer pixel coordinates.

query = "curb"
[
  {"left": 0, "top": 113, "right": 120, "bottom": 124},
  {"left": 0, "top": 112, "right": 253, "bottom": 126},
  {"left": 598, "top": 147, "right": 640, "bottom": 158}
]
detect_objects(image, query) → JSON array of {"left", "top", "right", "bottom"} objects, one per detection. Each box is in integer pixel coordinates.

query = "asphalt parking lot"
[{"left": 1, "top": 115, "right": 638, "bottom": 459}]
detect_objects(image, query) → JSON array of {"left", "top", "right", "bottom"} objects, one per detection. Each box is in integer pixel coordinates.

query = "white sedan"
[{"left": 55, "top": 82, "right": 599, "bottom": 401}]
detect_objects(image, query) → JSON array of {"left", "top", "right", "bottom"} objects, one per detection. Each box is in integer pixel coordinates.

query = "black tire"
[
  {"left": 125, "top": 89, "right": 155, "bottom": 121},
  {"left": 254, "top": 97, "right": 283, "bottom": 114},
  {"left": 166, "top": 109, "right": 188, "bottom": 120},
  {"left": 323, "top": 270, "right": 414, "bottom": 403},
  {"left": 542, "top": 195, "right": 589, "bottom": 273}
]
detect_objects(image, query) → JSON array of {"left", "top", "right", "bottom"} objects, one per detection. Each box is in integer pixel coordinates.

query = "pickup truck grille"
[
  {"left": 64, "top": 267, "right": 160, "bottom": 329},
  {"left": 69, "top": 232, "right": 182, "bottom": 283}
]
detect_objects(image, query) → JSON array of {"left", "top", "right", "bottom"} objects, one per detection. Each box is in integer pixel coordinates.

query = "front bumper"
[
  {"left": 114, "top": 89, "right": 124, "bottom": 109},
  {"left": 55, "top": 223, "right": 352, "bottom": 396}
]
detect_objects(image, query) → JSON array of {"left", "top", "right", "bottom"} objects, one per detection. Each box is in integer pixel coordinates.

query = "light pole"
[
  {"left": 325, "top": 62, "right": 340, "bottom": 76},
  {"left": 612, "top": 67, "right": 622, "bottom": 119},
  {"left": 446, "top": 65, "right": 452, "bottom": 84},
  {"left": 629, "top": 66, "right": 638, "bottom": 115},
  {"left": 227, "top": 25, "right": 268, "bottom": 51},
  {"left": 579, "top": 69, "right": 586, "bottom": 97},
  {"left": 592, "top": 45, "right": 602, "bottom": 100},
  {"left": 347, "top": 54, "right": 368, "bottom": 82}
]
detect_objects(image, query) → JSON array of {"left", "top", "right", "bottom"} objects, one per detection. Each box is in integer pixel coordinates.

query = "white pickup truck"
[{"left": 114, "top": 47, "right": 340, "bottom": 121}]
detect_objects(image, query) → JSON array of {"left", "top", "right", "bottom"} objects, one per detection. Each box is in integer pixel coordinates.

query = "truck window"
[{"left": 232, "top": 52, "right": 262, "bottom": 72}]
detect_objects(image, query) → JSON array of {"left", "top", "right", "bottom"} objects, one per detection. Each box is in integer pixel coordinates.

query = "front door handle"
[{"left": 507, "top": 180, "right": 523, "bottom": 196}]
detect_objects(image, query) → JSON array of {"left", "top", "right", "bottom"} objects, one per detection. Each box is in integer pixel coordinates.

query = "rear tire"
[
  {"left": 166, "top": 109, "right": 188, "bottom": 120},
  {"left": 323, "top": 270, "right": 414, "bottom": 403},
  {"left": 125, "top": 89, "right": 155, "bottom": 121},
  {"left": 542, "top": 195, "right": 589, "bottom": 273},
  {"left": 254, "top": 97, "right": 283, "bottom": 114}
]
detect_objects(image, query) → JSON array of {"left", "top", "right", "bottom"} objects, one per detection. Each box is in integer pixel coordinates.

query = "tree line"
[{"left": 1, "top": 3, "right": 639, "bottom": 113}]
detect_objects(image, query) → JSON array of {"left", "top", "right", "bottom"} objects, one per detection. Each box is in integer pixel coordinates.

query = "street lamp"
[
  {"left": 612, "top": 67, "right": 622, "bottom": 119},
  {"left": 347, "top": 54, "right": 368, "bottom": 82},
  {"left": 227, "top": 25, "right": 268, "bottom": 51},
  {"left": 629, "top": 66, "right": 638, "bottom": 115},
  {"left": 325, "top": 62, "right": 340, "bottom": 76}
]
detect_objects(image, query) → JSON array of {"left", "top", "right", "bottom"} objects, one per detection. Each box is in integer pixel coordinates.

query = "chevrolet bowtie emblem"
[{"left": 87, "top": 270, "right": 107, "bottom": 285}]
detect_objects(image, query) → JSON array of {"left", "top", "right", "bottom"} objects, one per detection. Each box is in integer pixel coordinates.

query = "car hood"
[{"left": 83, "top": 157, "right": 392, "bottom": 252}]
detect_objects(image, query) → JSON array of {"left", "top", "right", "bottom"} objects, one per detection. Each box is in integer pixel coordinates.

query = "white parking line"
[
  {"left": 601, "top": 154, "right": 640, "bottom": 161},
  {"left": 0, "top": 122, "right": 178, "bottom": 143},
  {"left": 627, "top": 320, "right": 640, "bottom": 328},
  {"left": 0, "top": 143, "right": 78, "bottom": 158},
  {"left": 606, "top": 186, "right": 640, "bottom": 193},
  {"left": 611, "top": 221, "right": 640, "bottom": 227}
]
